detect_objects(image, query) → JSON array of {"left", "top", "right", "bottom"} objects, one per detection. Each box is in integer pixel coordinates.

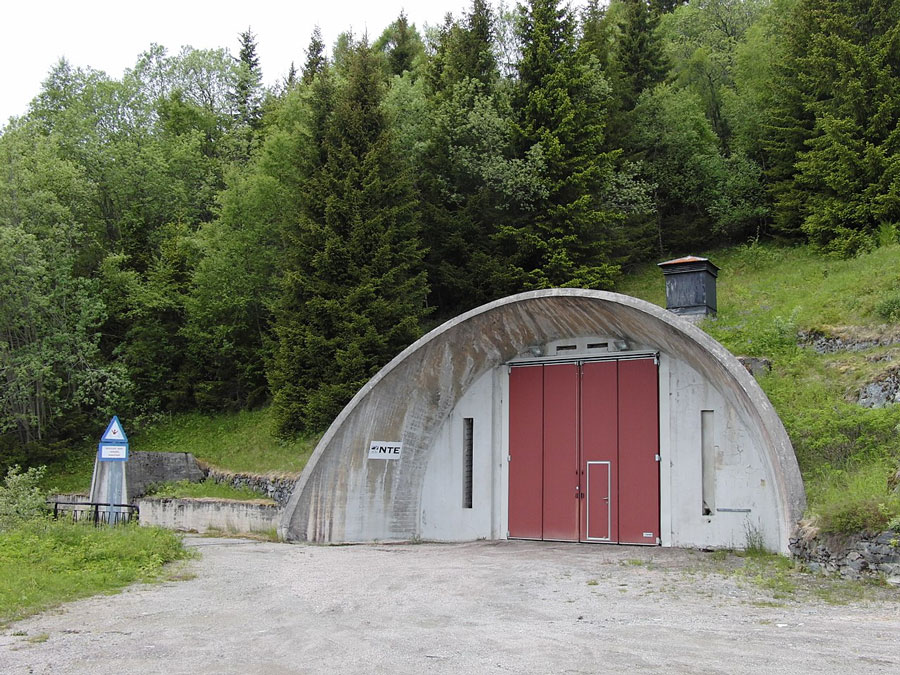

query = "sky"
[{"left": 2, "top": 0, "right": 475, "bottom": 127}]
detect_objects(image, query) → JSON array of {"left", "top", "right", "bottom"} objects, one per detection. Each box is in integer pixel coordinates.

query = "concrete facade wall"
[
  {"left": 280, "top": 290, "right": 805, "bottom": 553},
  {"left": 138, "top": 497, "right": 280, "bottom": 534},
  {"left": 664, "top": 357, "right": 782, "bottom": 550},
  {"left": 419, "top": 370, "right": 500, "bottom": 541}
]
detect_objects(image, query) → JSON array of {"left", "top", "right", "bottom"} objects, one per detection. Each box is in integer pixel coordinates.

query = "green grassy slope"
[
  {"left": 44, "top": 408, "right": 317, "bottom": 495},
  {"left": 618, "top": 243, "right": 900, "bottom": 532}
]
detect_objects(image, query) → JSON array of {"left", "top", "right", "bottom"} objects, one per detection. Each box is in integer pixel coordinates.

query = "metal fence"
[{"left": 49, "top": 501, "right": 139, "bottom": 526}]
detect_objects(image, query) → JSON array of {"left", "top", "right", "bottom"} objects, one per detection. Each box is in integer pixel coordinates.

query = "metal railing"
[{"left": 49, "top": 501, "right": 139, "bottom": 526}]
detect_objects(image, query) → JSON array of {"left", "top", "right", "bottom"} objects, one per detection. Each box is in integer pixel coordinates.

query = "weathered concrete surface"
[
  {"left": 2, "top": 540, "right": 898, "bottom": 675},
  {"left": 137, "top": 497, "right": 279, "bottom": 534},
  {"left": 281, "top": 289, "right": 805, "bottom": 552},
  {"left": 126, "top": 451, "right": 205, "bottom": 500}
]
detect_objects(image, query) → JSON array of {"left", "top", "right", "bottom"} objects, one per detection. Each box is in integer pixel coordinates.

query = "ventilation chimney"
[{"left": 657, "top": 256, "right": 719, "bottom": 322}]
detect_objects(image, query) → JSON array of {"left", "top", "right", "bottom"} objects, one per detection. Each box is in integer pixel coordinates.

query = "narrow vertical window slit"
[{"left": 463, "top": 418, "right": 473, "bottom": 509}]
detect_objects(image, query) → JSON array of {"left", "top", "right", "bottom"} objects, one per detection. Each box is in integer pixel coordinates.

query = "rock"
[
  {"left": 789, "top": 526, "right": 900, "bottom": 581},
  {"left": 886, "top": 576, "right": 900, "bottom": 587},
  {"left": 857, "top": 369, "right": 900, "bottom": 408},
  {"left": 737, "top": 356, "right": 772, "bottom": 378},
  {"left": 797, "top": 327, "right": 900, "bottom": 354}
]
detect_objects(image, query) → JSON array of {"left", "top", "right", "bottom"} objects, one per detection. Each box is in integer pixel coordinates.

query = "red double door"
[{"left": 508, "top": 359, "right": 660, "bottom": 544}]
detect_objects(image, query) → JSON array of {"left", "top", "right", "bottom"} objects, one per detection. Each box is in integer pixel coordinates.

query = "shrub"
[
  {"left": 0, "top": 466, "right": 48, "bottom": 531},
  {"left": 875, "top": 293, "right": 900, "bottom": 323}
]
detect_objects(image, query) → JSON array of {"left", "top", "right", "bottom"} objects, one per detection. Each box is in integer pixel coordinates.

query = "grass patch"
[
  {"left": 146, "top": 479, "right": 273, "bottom": 502},
  {"left": 134, "top": 408, "right": 317, "bottom": 475},
  {"left": 0, "top": 519, "right": 191, "bottom": 627},
  {"left": 618, "top": 241, "right": 900, "bottom": 533}
]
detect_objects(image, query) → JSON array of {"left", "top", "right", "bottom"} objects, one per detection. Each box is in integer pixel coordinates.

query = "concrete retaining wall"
[
  {"left": 126, "top": 451, "right": 206, "bottom": 500},
  {"left": 137, "top": 497, "right": 281, "bottom": 535}
]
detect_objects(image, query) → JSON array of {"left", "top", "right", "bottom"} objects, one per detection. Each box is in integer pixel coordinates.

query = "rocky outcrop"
[
  {"left": 203, "top": 468, "right": 297, "bottom": 507},
  {"left": 736, "top": 356, "right": 772, "bottom": 378},
  {"left": 798, "top": 327, "right": 900, "bottom": 354},
  {"left": 857, "top": 367, "right": 900, "bottom": 408},
  {"left": 790, "top": 523, "right": 900, "bottom": 583}
]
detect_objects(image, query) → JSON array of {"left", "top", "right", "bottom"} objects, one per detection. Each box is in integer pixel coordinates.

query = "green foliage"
[
  {"left": 146, "top": 478, "right": 270, "bottom": 501},
  {"left": 764, "top": 0, "right": 900, "bottom": 253},
  {"left": 875, "top": 293, "right": 900, "bottom": 322},
  {"left": 0, "top": 127, "right": 130, "bottom": 456},
  {"left": 134, "top": 408, "right": 316, "bottom": 475},
  {"left": 269, "top": 40, "right": 428, "bottom": 436},
  {"left": 374, "top": 11, "right": 427, "bottom": 78},
  {"left": 0, "top": 520, "right": 189, "bottom": 625},
  {"left": 810, "top": 459, "right": 900, "bottom": 533},
  {"left": 0, "top": 466, "right": 47, "bottom": 531},
  {"left": 505, "top": 0, "right": 625, "bottom": 288}
]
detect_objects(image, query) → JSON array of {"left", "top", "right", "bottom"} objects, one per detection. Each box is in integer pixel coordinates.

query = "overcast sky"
[{"left": 2, "top": 0, "right": 477, "bottom": 127}]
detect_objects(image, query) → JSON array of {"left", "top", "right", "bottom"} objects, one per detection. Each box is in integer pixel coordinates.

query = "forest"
[{"left": 2, "top": 0, "right": 900, "bottom": 469}]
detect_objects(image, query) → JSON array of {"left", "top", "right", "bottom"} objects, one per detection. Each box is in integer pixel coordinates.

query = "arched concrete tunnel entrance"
[{"left": 279, "top": 289, "right": 805, "bottom": 553}]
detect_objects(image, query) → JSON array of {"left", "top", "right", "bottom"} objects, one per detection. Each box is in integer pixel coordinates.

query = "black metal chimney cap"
[{"left": 657, "top": 255, "right": 719, "bottom": 277}]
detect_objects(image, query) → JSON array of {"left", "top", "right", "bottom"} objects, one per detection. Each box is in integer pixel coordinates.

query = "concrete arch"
[{"left": 280, "top": 289, "right": 805, "bottom": 552}]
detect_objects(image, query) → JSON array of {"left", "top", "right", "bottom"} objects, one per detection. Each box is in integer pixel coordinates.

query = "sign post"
[{"left": 88, "top": 416, "right": 131, "bottom": 520}]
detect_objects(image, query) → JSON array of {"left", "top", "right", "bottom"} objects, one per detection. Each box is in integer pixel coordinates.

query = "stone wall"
[
  {"left": 204, "top": 468, "right": 296, "bottom": 507},
  {"left": 137, "top": 497, "right": 281, "bottom": 535},
  {"left": 789, "top": 524, "right": 900, "bottom": 582}
]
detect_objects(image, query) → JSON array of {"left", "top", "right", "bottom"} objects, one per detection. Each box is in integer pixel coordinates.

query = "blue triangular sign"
[{"left": 101, "top": 416, "right": 128, "bottom": 443}]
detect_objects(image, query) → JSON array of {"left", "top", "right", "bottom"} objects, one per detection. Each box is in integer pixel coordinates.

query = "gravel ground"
[{"left": 2, "top": 538, "right": 898, "bottom": 674}]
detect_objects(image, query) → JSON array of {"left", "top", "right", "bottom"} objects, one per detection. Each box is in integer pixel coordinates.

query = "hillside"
[{"left": 618, "top": 242, "right": 900, "bottom": 532}]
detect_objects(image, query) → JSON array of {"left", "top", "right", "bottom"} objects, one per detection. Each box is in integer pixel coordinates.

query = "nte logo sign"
[{"left": 368, "top": 441, "right": 403, "bottom": 460}]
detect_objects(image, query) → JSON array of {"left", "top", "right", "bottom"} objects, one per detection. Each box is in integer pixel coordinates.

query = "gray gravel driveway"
[{"left": 1, "top": 538, "right": 898, "bottom": 674}]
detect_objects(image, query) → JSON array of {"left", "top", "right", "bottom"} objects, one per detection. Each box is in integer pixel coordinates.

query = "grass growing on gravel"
[
  {"left": 618, "top": 242, "right": 900, "bottom": 533},
  {"left": 146, "top": 478, "right": 273, "bottom": 502},
  {"left": 694, "top": 548, "right": 891, "bottom": 605},
  {"left": 0, "top": 520, "right": 191, "bottom": 627}
]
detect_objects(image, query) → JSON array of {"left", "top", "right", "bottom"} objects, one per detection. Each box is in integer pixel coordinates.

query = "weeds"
[{"left": 146, "top": 478, "right": 272, "bottom": 502}]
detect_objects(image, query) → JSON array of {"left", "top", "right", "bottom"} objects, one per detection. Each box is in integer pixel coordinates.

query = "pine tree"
[
  {"left": 270, "top": 41, "right": 428, "bottom": 435},
  {"left": 613, "top": 0, "right": 669, "bottom": 113}
]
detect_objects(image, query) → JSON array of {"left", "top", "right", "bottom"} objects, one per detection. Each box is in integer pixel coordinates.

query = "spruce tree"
[
  {"left": 375, "top": 11, "right": 425, "bottom": 78},
  {"left": 766, "top": 0, "right": 900, "bottom": 252},
  {"left": 302, "top": 26, "right": 327, "bottom": 84},
  {"left": 270, "top": 41, "right": 428, "bottom": 435},
  {"left": 613, "top": 0, "right": 669, "bottom": 113},
  {"left": 233, "top": 27, "right": 263, "bottom": 130},
  {"left": 506, "top": 0, "right": 622, "bottom": 289}
]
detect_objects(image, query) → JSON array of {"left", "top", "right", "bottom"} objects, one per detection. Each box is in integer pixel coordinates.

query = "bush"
[
  {"left": 0, "top": 465, "right": 48, "bottom": 531},
  {"left": 875, "top": 293, "right": 900, "bottom": 323},
  {"left": 807, "top": 458, "right": 900, "bottom": 533}
]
